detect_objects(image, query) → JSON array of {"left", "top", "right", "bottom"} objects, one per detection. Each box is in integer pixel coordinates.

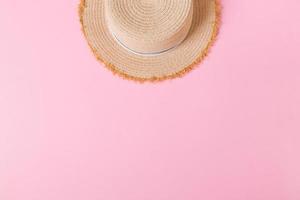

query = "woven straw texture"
[
  {"left": 79, "top": 0, "right": 220, "bottom": 82},
  {"left": 105, "top": 0, "right": 194, "bottom": 54}
]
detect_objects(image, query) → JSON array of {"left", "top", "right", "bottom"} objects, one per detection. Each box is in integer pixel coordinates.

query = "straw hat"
[{"left": 79, "top": 0, "right": 220, "bottom": 82}]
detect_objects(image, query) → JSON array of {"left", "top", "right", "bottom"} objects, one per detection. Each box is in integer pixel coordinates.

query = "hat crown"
[{"left": 105, "top": 0, "right": 193, "bottom": 54}]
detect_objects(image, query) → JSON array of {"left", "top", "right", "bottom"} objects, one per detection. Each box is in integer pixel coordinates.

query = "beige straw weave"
[{"left": 79, "top": 0, "right": 221, "bottom": 82}]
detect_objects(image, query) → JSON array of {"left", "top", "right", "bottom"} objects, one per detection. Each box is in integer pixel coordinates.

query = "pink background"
[{"left": 1, "top": 0, "right": 300, "bottom": 199}]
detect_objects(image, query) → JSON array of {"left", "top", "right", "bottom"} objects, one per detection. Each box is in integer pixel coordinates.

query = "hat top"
[{"left": 105, "top": 0, "right": 194, "bottom": 54}]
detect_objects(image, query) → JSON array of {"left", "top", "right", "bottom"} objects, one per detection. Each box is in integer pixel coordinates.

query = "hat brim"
[{"left": 79, "top": 0, "right": 221, "bottom": 82}]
